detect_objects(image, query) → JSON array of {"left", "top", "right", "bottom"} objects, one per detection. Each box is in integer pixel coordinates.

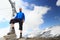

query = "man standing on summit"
[{"left": 8, "top": 8, "right": 25, "bottom": 38}]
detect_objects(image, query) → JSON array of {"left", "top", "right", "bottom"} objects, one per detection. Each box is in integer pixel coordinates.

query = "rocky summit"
[{"left": 0, "top": 32, "right": 60, "bottom": 40}]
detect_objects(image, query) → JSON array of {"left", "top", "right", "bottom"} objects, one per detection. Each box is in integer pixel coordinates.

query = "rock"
[
  {"left": 3, "top": 33, "right": 26, "bottom": 40},
  {"left": 0, "top": 37, "right": 5, "bottom": 40},
  {"left": 18, "top": 38, "right": 26, "bottom": 40},
  {"left": 3, "top": 34, "right": 17, "bottom": 40}
]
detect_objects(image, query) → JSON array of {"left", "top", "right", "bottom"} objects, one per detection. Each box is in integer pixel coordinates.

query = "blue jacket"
[{"left": 15, "top": 11, "right": 25, "bottom": 20}]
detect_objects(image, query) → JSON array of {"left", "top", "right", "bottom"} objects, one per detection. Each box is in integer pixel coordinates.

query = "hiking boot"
[
  {"left": 19, "top": 33, "right": 22, "bottom": 38},
  {"left": 7, "top": 29, "right": 15, "bottom": 35}
]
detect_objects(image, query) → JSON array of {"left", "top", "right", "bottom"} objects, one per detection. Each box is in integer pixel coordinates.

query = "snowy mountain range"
[{"left": 26, "top": 26, "right": 60, "bottom": 38}]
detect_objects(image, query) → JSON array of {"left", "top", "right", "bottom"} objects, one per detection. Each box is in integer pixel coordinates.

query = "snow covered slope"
[{"left": 27, "top": 26, "right": 60, "bottom": 38}]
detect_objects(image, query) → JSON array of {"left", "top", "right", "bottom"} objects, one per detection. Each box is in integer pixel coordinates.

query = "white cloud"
[
  {"left": 23, "top": 6, "right": 50, "bottom": 32},
  {"left": 56, "top": 0, "right": 60, "bottom": 6},
  {"left": 0, "top": 0, "right": 13, "bottom": 22},
  {"left": 0, "top": 0, "right": 10, "bottom": 9},
  {"left": 0, "top": 0, "right": 50, "bottom": 38}
]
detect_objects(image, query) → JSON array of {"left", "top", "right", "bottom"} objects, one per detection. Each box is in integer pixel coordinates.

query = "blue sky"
[
  {"left": 0, "top": 21, "right": 9, "bottom": 28},
  {"left": 0, "top": 0, "right": 60, "bottom": 30},
  {"left": 22, "top": 0, "right": 60, "bottom": 29}
]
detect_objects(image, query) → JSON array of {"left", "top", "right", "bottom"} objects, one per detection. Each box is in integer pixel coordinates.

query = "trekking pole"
[{"left": 9, "top": 0, "right": 17, "bottom": 18}]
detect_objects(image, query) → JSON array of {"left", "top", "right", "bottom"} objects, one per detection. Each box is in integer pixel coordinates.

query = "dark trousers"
[{"left": 10, "top": 18, "right": 23, "bottom": 30}]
